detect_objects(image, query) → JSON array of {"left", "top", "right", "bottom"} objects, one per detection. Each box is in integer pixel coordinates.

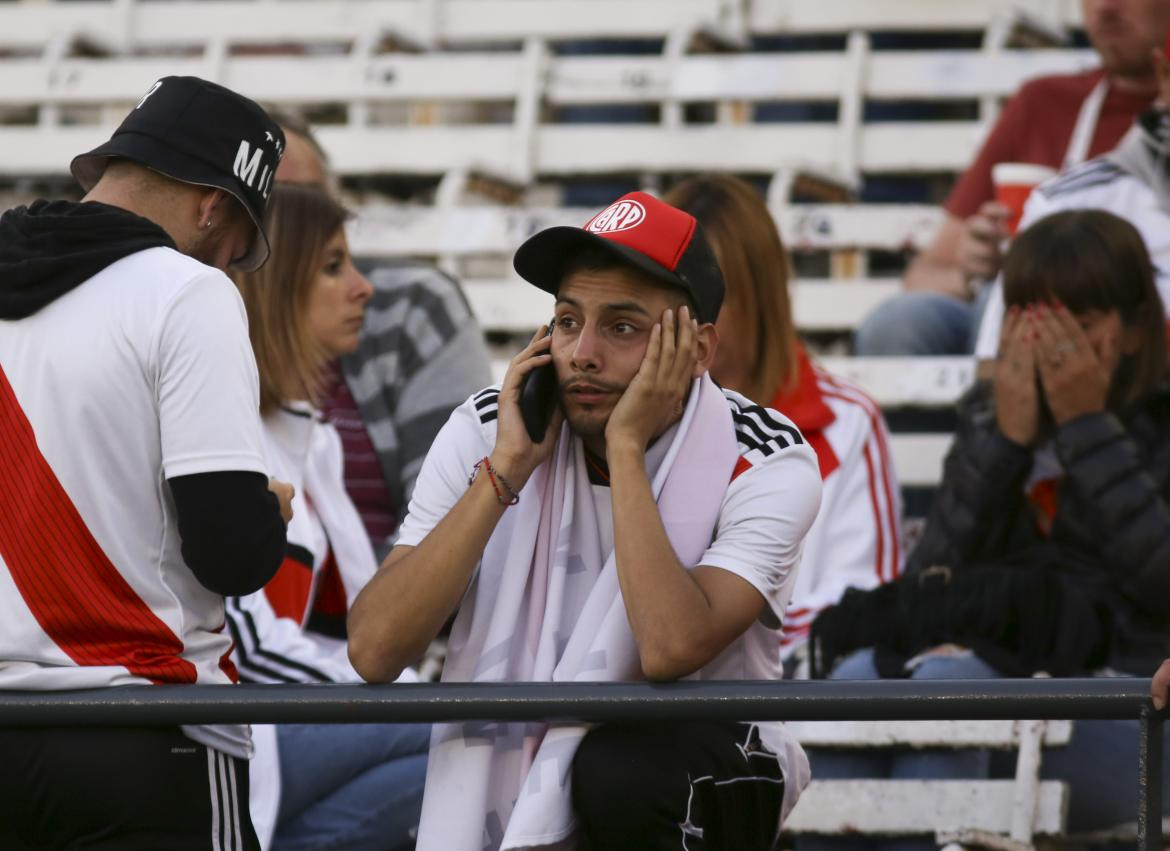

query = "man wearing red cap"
[{"left": 349, "top": 192, "right": 823, "bottom": 850}]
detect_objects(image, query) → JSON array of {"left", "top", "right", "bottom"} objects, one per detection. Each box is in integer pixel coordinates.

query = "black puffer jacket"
[{"left": 905, "top": 380, "right": 1170, "bottom": 671}]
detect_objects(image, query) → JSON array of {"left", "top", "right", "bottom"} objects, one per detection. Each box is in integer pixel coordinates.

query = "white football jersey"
[
  {"left": 778, "top": 362, "right": 903, "bottom": 658},
  {"left": 0, "top": 247, "right": 268, "bottom": 758}
]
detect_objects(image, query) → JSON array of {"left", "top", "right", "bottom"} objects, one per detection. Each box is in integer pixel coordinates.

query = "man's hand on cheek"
[{"left": 605, "top": 306, "right": 699, "bottom": 457}]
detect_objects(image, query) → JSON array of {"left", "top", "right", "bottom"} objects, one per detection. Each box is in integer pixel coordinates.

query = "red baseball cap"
[{"left": 513, "top": 191, "right": 725, "bottom": 323}]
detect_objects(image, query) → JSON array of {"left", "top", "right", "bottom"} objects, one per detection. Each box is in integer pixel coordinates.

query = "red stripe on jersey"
[
  {"left": 731, "top": 456, "right": 754, "bottom": 482},
  {"left": 867, "top": 412, "right": 900, "bottom": 578},
  {"left": 219, "top": 648, "right": 240, "bottom": 683},
  {"left": 213, "top": 621, "right": 240, "bottom": 683},
  {"left": 819, "top": 382, "right": 901, "bottom": 580},
  {"left": 805, "top": 431, "right": 840, "bottom": 479},
  {"left": 0, "top": 365, "right": 196, "bottom": 685},
  {"left": 310, "top": 550, "right": 347, "bottom": 619},
  {"left": 861, "top": 443, "right": 887, "bottom": 583},
  {"left": 263, "top": 553, "right": 314, "bottom": 623},
  {"left": 769, "top": 348, "right": 841, "bottom": 479}
]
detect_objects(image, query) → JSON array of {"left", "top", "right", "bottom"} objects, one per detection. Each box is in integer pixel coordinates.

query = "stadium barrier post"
[{"left": 1139, "top": 702, "right": 1163, "bottom": 850}]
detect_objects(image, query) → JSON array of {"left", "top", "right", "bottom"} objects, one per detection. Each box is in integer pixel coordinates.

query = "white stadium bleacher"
[
  {"left": 1, "top": 0, "right": 1086, "bottom": 520},
  {"left": 0, "top": 0, "right": 1085, "bottom": 52},
  {"left": 1, "top": 1, "right": 1114, "bottom": 845}
]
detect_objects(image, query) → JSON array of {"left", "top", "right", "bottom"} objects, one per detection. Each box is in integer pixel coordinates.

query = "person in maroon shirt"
[{"left": 857, "top": 0, "right": 1170, "bottom": 355}]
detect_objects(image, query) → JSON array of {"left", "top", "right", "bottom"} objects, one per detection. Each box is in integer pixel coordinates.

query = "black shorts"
[
  {"left": 0, "top": 726, "right": 259, "bottom": 850},
  {"left": 572, "top": 720, "right": 786, "bottom": 851}
]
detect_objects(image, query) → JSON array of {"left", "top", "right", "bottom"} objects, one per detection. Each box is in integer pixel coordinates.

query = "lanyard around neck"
[{"left": 1062, "top": 78, "right": 1108, "bottom": 171}]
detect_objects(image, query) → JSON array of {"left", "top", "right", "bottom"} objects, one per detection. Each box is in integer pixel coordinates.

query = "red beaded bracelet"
[{"left": 469, "top": 456, "right": 520, "bottom": 506}]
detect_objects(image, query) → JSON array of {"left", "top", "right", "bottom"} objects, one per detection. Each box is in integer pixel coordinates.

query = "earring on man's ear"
[{"left": 204, "top": 220, "right": 213, "bottom": 230}]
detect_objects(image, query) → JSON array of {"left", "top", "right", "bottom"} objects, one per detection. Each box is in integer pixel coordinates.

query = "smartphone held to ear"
[{"left": 519, "top": 321, "right": 558, "bottom": 443}]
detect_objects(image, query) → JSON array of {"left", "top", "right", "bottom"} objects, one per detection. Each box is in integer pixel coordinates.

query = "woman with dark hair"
[
  {"left": 664, "top": 174, "right": 903, "bottom": 674},
  {"left": 230, "top": 183, "right": 428, "bottom": 851},
  {"left": 856, "top": 209, "right": 1170, "bottom": 672},
  {"left": 809, "top": 208, "right": 1170, "bottom": 846}
]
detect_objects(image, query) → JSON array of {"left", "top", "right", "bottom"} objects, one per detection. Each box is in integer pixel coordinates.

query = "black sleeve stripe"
[
  {"left": 285, "top": 542, "right": 314, "bottom": 569},
  {"left": 737, "top": 402, "right": 789, "bottom": 432},
  {"left": 725, "top": 391, "right": 808, "bottom": 459},
  {"left": 737, "top": 405, "right": 804, "bottom": 444},
  {"left": 736, "top": 432, "right": 775, "bottom": 457},
  {"left": 278, "top": 404, "right": 314, "bottom": 420},
  {"left": 1044, "top": 172, "right": 1124, "bottom": 199},
  {"left": 735, "top": 431, "right": 763, "bottom": 451},
  {"left": 733, "top": 411, "right": 781, "bottom": 446},
  {"left": 774, "top": 422, "right": 804, "bottom": 444},
  {"left": 226, "top": 598, "right": 337, "bottom": 684},
  {"left": 237, "top": 603, "right": 336, "bottom": 682},
  {"left": 226, "top": 599, "right": 309, "bottom": 683},
  {"left": 1041, "top": 161, "right": 1124, "bottom": 199},
  {"left": 732, "top": 411, "right": 793, "bottom": 451},
  {"left": 724, "top": 391, "right": 806, "bottom": 445},
  {"left": 475, "top": 390, "right": 501, "bottom": 424},
  {"left": 224, "top": 604, "right": 302, "bottom": 684}
]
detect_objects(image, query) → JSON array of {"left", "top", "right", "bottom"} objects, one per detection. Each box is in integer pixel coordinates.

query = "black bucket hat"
[{"left": 71, "top": 76, "right": 285, "bottom": 272}]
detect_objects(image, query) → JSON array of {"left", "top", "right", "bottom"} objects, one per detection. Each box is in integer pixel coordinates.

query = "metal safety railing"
[{"left": 0, "top": 678, "right": 1163, "bottom": 848}]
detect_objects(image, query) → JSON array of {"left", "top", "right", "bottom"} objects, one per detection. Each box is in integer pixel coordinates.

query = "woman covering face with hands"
[
  {"left": 808, "top": 208, "right": 1170, "bottom": 842},
  {"left": 994, "top": 208, "right": 1163, "bottom": 450},
  {"left": 890, "top": 207, "right": 1170, "bottom": 674}
]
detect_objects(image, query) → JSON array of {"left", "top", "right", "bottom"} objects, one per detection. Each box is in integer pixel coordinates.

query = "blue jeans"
[
  {"left": 854, "top": 291, "right": 986, "bottom": 356},
  {"left": 798, "top": 649, "right": 1170, "bottom": 851},
  {"left": 272, "top": 723, "right": 430, "bottom": 851}
]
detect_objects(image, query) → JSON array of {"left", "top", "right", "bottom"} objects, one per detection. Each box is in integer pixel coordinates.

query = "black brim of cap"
[
  {"left": 514, "top": 226, "right": 691, "bottom": 303},
  {"left": 71, "top": 133, "right": 271, "bottom": 272}
]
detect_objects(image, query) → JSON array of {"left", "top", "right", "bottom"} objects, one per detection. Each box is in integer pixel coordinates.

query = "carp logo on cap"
[
  {"left": 514, "top": 189, "right": 725, "bottom": 323},
  {"left": 586, "top": 198, "right": 646, "bottom": 234}
]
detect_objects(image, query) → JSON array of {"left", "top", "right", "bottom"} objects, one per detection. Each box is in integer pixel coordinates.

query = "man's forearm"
[
  {"left": 169, "top": 471, "right": 286, "bottom": 596},
  {"left": 608, "top": 442, "right": 722, "bottom": 681},
  {"left": 903, "top": 252, "right": 969, "bottom": 299},
  {"left": 903, "top": 214, "right": 972, "bottom": 299},
  {"left": 347, "top": 458, "right": 512, "bottom": 682}
]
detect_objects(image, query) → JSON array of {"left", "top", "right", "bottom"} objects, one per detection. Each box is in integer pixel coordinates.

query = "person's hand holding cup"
[
  {"left": 957, "top": 162, "right": 1056, "bottom": 294},
  {"left": 991, "top": 162, "right": 1057, "bottom": 238}
]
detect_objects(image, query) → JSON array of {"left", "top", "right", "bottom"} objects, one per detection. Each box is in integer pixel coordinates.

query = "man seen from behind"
[{"left": 0, "top": 76, "right": 292, "bottom": 850}]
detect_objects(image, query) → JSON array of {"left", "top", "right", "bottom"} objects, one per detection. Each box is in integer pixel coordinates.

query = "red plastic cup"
[{"left": 992, "top": 162, "right": 1057, "bottom": 236}]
